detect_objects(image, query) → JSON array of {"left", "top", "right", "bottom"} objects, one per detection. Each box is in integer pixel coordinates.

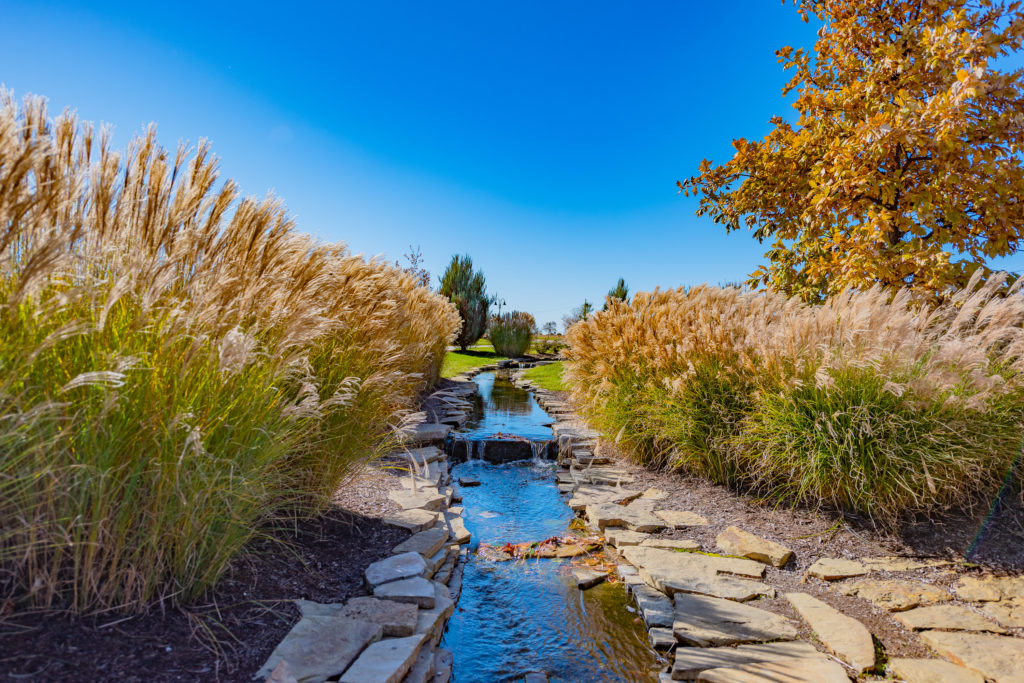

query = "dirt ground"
[{"left": 0, "top": 467, "right": 411, "bottom": 683}]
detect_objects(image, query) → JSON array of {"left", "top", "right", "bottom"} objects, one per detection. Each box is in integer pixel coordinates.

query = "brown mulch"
[{"left": 0, "top": 467, "right": 410, "bottom": 683}]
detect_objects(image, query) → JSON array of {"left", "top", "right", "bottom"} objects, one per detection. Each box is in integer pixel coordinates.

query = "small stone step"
[
  {"left": 605, "top": 529, "right": 650, "bottom": 547},
  {"left": 256, "top": 616, "right": 383, "bottom": 682},
  {"left": 649, "top": 627, "right": 676, "bottom": 651},
  {"left": 671, "top": 641, "right": 825, "bottom": 681},
  {"left": 805, "top": 557, "right": 868, "bottom": 580},
  {"left": 632, "top": 584, "right": 674, "bottom": 628},
  {"left": 457, "top": 477, "right": 480, "bottom": 487},
  {"left": 839, "top": 579, "right": 951, "bottom": 611},
  {"left": 919, "top": 630, "right": 1024, "bottom": 683},
  {"left": 383, "top": 509, "right": 440, "bottom": 533},
  {"left": 673, "top": 592, "right": 798, "bottom": 647},
  {"left": 415, "top": 582, "right": 456, "bottom": 640},
  {"left": 433, "top": 649, "right": 453, "bottom": 683},
  {"left": 655, "top": 510, "right": 709, "bottom": 528},
  {"left": 888, "top": 657, "right": 984, "bottom": 683},
  {"left": 336, "top": 597, "right": 419, "bottom": 637},
  {"left": 895, "top": 604, "right": 1007, "bottom": 633},
  {"left": 441, "top": 512, "right": 471, "bottom": 545},
  {"left": 586, "top": 502, "right": 664, "bottom": 533},
  {"left": 339, "top": 633, "right": 428, "bottom": 683},
  {"left": 406, "top": 423, "right": 450, "bottom": 445},
  {"left": 392, "top": 527, "right": 449, "bottom": 559},
  {"left": 366, "top": 552, "right": 428, "bottom": 588},
  {"left": 695, "top": 658, "right": 850, "bottom": 683},
  {"left": 374, "top": 577, "right": 437, "bottom": 608},
  {"left": 573, "top": 568, "right": 607, "bottom": 589},
  {"left": 388, "top": 488, "right": 447, "bottom": 512},
  {"left": 716, "top": 526, "right": 793, "bottom": 568},
  {"left": 785, "top": 592, "right": 875, "bottom": 672},
  {"left": 640, "top": 538, "right": 700, "bottom": 551}
]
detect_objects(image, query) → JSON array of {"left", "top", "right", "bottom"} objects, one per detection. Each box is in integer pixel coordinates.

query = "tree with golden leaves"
[{"left": 680, "top": 0, "right": 1024, "bottom": 300}]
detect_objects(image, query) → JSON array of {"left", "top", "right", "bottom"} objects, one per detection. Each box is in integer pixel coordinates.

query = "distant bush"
[
  {"left": 490, "top": 311, "right": 536, "bottom": 357},
  {"left": 534, "top": 336, "right": 567, "bottom": 355},
  {"left": 565, "top": 278, "right": 1024, "bottom": 523},
  {"left": 439, "top": 254, "right": 491, "bottom": 350}
]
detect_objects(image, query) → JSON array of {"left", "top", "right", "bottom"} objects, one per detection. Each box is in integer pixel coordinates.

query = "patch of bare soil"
[{"left": 0, "top": 467, "right": 410, "bottom": 683}]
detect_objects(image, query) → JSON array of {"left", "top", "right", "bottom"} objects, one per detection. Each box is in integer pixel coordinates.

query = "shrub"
[
  {"left": 566, "top": 278, "right": 1024, "bottom": 523},
  {"left": 534, "top": 336, "right": 566, "bottom": 355},
  {"left": 489, "top": 311, "right": 536, "bottom": 357},
  {"left": 0, "top": 93, "right": 460, "bottom": 612},
  {"left": 439, "top": 254, "right": 490, "bottom": 350}
]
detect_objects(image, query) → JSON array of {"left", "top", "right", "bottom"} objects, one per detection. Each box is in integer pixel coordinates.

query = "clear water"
[
  {"left": 455, "top": 372, "right": 554, "bottom": 441},
  {"left": 442, "top": 375, "right": 661, "bottom": 682}
]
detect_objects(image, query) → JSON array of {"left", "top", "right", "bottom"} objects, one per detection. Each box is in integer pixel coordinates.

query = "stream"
[{"left": 441, "top": 371, "right": 659, "bottom": 682}]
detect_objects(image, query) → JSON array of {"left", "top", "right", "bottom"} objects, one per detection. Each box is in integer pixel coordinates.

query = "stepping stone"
[
  {"left": 366, "top": 552, "right": 428, "bottom": 588},
  {"left": 649, "top": 627, "right": 677, "bottom": 650},
  {"left": 442, "top": 511, "right": 471, "bottom": 544},
  {"left": 895, "top": 604, "right": 1007, "bottom": 633},
  {"left": 641, "top": 538, "right": 701, "bottom": 551},
  {"left": 632, "top": 584, "right": 675, "bottom": 628},
  {"left": 956, "top": 575, "right": 1024, "bottom": 602},
  {"left": 840, "top": 579, "right": 951, "bottom": 611},
  {"left": 655, "top": 510, "right": 709, "bottom": 528},
  {"left": 671, "top": 640, "right": 826, "bottom": 680},
  {"left": 567, "top": 484, "right": 642, "bottom": 511},
  {"left": 457, "top": 477, "right": 480, "bottom": 487},
  {"left": 398, "top": 446, "right": 445, "bottom": 465},
  {"left": 373, "top": 577, "right": 436, "bottom": 608},
  {"left": 406, "top": 423, "right": 450, "bottom": 445},
  {"left": 338, "top": 633, "right": 427, "bottom": 683},
  {"left": 860, "top": 556, "right": 952, "bottom": 572},
  {"left": 573, "top": 568, "right": 607, "bottom": 589},
  {"left": 576, "top": 466, "right": 634, "bottom": 485},
  {"left": 806, "top": 557, "right": 868, "bottom": 580},
  {"left": 785, "top": 592, "right": 875, "bottom": 672},
  {"left": 888, "top": 658, "right": 985, "bottom": 683},
  {"left": 335, "top": 597, "right": 418, "bottom": 637},
  {"left": 981, "top": 599, "right": 1024, "bottom": 628},
  {"left": 641, "top": 487, "right": 670, "bottom": 500},
  {"left": 392, "top": 527, "right": 449, "bottom": 558},
  {"left": 387, "top": 488, "right": 446, "bottom": 512},
  {"left": 617, "top": 563, "right": 639, "bottom": 578},
  {"left": 256, "top": 615, "right": 383, "bottom": 682},
  {"left": 434, "top": 649, "right": 454, "bottom": 683},
  {"left": 415, "top": 582, "right": 455, "bottom": 639},
  {"left": 716, "top": 526, "right": 793, "bottom": 568},
  {"left": 920, "top": 630, "right": 1024, "bottom": 683},
  {"left": 383, "top": 509, "right": 439, "bottom": 533},
  {"left": 404, "top": 645, "right": 437, "bottom": 683},
  {"left": 586, "top": 502, "right": 665, "bottom": 532},
  {"left": 696, "top": 658, "right": 850, "bottom": 683},
  {"left": 673, "top": 592, "right": 798, "bottom": 647},
  {"left": 605, "top": 529, "right": 649, "bottom": 547},
  {"left": 622, "top": 546, "right": 772, "bottom": 601}
]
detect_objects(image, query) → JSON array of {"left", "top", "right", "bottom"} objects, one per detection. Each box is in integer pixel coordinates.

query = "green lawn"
[
  {"left": 522, "top": 361, "right": 567, "bottom": 391},
  {"left": 441, "top": 349, "right": 507, "bottom": 377}
]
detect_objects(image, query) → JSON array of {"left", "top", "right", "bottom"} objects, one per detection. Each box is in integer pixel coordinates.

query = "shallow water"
[
  {"left": 442, "top": 374, "right": 660, "bottom": 682},
  {"left": 456, "top": 371, "right": 554, "bottom": 441}
]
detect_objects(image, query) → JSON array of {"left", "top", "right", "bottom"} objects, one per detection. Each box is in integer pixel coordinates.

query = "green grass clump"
[
  {"left": 441, "top": 349, "right": 507, "bottom": 377},
  {"left": 522, "top": 361, "right": 567, "bottom": 391}
]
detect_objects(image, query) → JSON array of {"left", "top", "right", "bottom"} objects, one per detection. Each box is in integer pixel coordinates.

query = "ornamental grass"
[
  {"left": 565, "top": 278, "right": 1024, "bottom": 523},
  {"left": 0, "top": 93, "right": 459, "bottom": 612},
  {"left": 489, "top": 311, "right": 536, "bottom": 357}
]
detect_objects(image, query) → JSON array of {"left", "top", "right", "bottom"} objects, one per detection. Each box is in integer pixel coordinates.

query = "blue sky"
[{"left": 3, "top": 1, "right": 1023, "bottom": 327}]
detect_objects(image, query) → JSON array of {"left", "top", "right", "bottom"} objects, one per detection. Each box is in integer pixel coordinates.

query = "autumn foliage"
[{"left": 680, "top": 0, "right": 1024, "bottom": 300}]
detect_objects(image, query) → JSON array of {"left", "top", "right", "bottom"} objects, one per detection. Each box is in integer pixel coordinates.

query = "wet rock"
[
  {"left": 442, "top": 511, "right": 471, "bottom": 544},
  {"left": 805, "top": 557, "right": 868, "bottom": 580},
  {"left": 839, "top": 579, "right": 951, "bottom": 611},
  {"left": 406, "top": 423, "right": 450, "bottom": 445},
  {"left": 672, "top": 592, "right": 798, "bottom": 647},
  {"left": 632, "top": 583, "right": 675, "bottom": 628},
  {"left": 622, "top": 546, "right": 771, "bottom": 601},
  {"left": 523, "top": 673, "right": 549, "bottom": 683},
  {"left": 387, "top": 488, "right": 446, "bottom": 512},
  {"left": 391, "top": 527, "right": 449, "bottom": 559},
  {"left": 382, "top": 509, "right": 439, "bottom": 533},
  {"left": 888, "top": 658, "right": 985, "bottom": 683},
  {"left": 785, "top": 592, "right": 875, "bottom": 672},
  {"left": 956, "top": 575, "right": 1024, "bottom": 602},
  {"left": 671, "top": 640, "right": 825, "bottom": 680},
  {"left": 338, "top": 633, "right": 427, "bottom": 683},
  {"left": 585, "top": 502, "right": 664, "bottom": 533},
  {"left": 641, "top": 538, "right": 701, "bottom": 551},
  {"left": 336, "top": 597, "right": 418, "bottom": 638},
  {"left": 649, "top": 627, "right": 677, "bottom": 650},
  {"left": 457, "top": 477, "right": 480, "bottom": 487},
  {"left": 366, "top": 552, "right": 428, "bottom": 588},
  {"left": 573, "top": 568, "right": 607, "bottom": 589},
  {"left": 895, "top": 604, "right": 1007, "bottom": 633},
  {"left": 695, "top": 658, "right": 850, "bottom": 683},
  {"left": 654, "top": 510, "right": 709, "bottom": 528},
  {"left": 256, "top": 615, "right": 382, "bottom": 682},
  {"left": 373, "top": 577, "right": 437, "bottom": 608},
  {"left": 715, "top": 526, "right": 793, "bottom": 568},
  {"left": 920, "top": 630, "right": 1024, "bottom": 683},
  {"left": 605, "top": 529, "right": 650, "bottom": 547},
  {"left": 981, "top": 598, "right": 1024, "bottom": 628}
]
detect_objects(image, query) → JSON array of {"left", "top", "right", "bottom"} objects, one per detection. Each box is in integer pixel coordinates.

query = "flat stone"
[
  {"left": 574, "top": 568, "right": 607, "bottom": 589},
  {"left": 329, "top": 597, "right": 418, "bottom": 638},
  {"left": 785, "top": 592, "right": 875, "bottom": 671},
  {"left": 649, "top": 627, "right": 677, "bottom": 650},
  {"left": 366, "top": 552, "right": 428, "bottom": 588},
  {"left": 373, "top": 577, "right": 436, "bottom": 608},
  {"left": 265, "top": 661, "right": 299, "bottom": 683},
  {"left": 839, "top": 579, "right": 951, "bottom": 611},
  {"left": 402, "top": 646, "right": 435, "bottom": 683},
  {"left": 889, "top": 657, "right": 986, "bottom": 683},
  {"left": 920, "top": 630, "right": 1024, "bottom": 683},
  {"left": 338, "top": 633, "right": 427, "bottom": 683},
  {"left": 442, "top": 512, "right": 471, "bottom": 544},
  {"left": 642, "top": 487, "right": 671, "bottom": 500},
  {"left": 860, "top": 556, "right": 952, "bottom": 572},
  {"left": 457, "top": 477, "right": 480, "bottom": 487},
  {"left": 433, "top": 649, "right": 453, "bottom": 683},
  {"left": 622, "top": 546, "right": 771, "bottom": 601},
  {"left": 895, "top": 604, "right": 1007, "bottom": 633},
  {"left": 382, "top": 509, "right": 439, "bottom": 533},
  {"left": 632, "top": 583, "right": 675, "bottom": 627},
  {"left": 806, "top": 557, "right": 868, "bottom": 580},
  {"left": 981, "top": 598, "right": 1024, "bottom": 628},
  {"left": 671, "top": 641, "right": 826, "bottom": 680},
  {"left": 406, "top": 423, "right": 450, "bottom": 445},
  {"left": 696, "top": 658, "right": 850, "bottom": 683},
  {"left": 567, "top": 484, "right": 642, "bottom": 511},
  {"left": 586, "top": 502, "right": 665, "bottom": 532},
  {"left": 641, "top": 538, "right": 701, "bottom": 551},
  {"left": 415, "top": 582, "right": 455, "bottom": 639},
  {"left": 605, "top": 529, "right": 650, "bottom": 547},
  {"left": 256, "top": 615, "right": 382, "bottom": 682},
  {"left": 716, "top": 526, "right": 793, "bottom": 568},
  {"left": 387, "top": 488, "right": 446, "bottom": 512},
  {"left": 391, "top": 527, "right": 449, "bottom": 558},
  {"left": 655, "top": 510, "right": 709, "bottom": 528},
  {"left": 673, "top": 592, "right": 798, "bottom": 647},
  {"left": 956, "top": 575, "right": 1024, "bottom": 602},
  {"left": 575, "top": 466, "right": 634, "bottom": 485},
  {"left": 396, "top": 446, "right": 445, "bottom": 465}
]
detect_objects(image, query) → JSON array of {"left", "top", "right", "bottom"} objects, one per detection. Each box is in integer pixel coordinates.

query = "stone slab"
[
  {"left": 649, "top": 627, "right": 677, "bottom": 650},
  {"left": 406, "top": 423, "right": 450, "bottom": 445},
  {"left": 366, "top": 552, "right": 428, "bottom": 588},
  {"left": 257, "top": 615, "right": 383, "bottom": 682},
  {"left": 641, "top": 487, "right": 671, "bottom": 500},
  {"left": 785, "top": 591, "right": 874, "bottom": 672},
  {"left": 956, "top": 575, "right": 1024, "bottom": 602},
  {"left": 622, "top": 546, "right": 771, "bottom": 601},
  {"left": 415, "top": 582, "right": 455, "bottom": 639},
  {"left": 633, "top": 583, "right": 675, "bottom": 628},
  {"left": 895, "top": 604, "right": 1007, "bottom": 633},
  {"left": 391, "top": 527, "right": 449, "bottom": 559},
  {"left": 373, "top": 577, "right": 436, "bottom": 608},
  {"left": 716, "top": 526, "right": 793, "bottom": 568},
  {"left": 981, "top": 598, "right": 1024, "bottom": 628},
  {"left": 860, "top": 556, "right": 952, "bottom": 572},
  {"left": 696, "top": 658, "right": 850, "bottom": 683},
  {"left": 382, "top": 509, "right": 439, "bottom": 533},
  {"left": 433, "top": 649, "right": 453, "bottom": 683},
  {"left": 567, "top": 484, "right": 642, "bottom": 511},
  {"left": 889, "top": 658, "right": 985, "bottom": 683},
  {"left": 673, "top": 592, "right": 798, "bottom": 647},
  {"left": 671, "top": 641, "right": 825, "bottom": 680},
  {"left": 586, "top": 502, "right": 665, "bottom": 532},
  {"left": 442, "top": 511, "right": 471, "bottom": 544},
  {"left": 387, "top": 488, "right": 446, "bottom": 512},
  {"left": 334, "top": 597, "right": 418, "bottom": 638},
  {"left": 574, "top": 568, "right": 607, "bottom": 589},
  {"left": 338, "top": 633, "right": 427, "bottom": 683},
  {"left": 655, "top": 510, "right": 710, "bottom": 528},
  {"left": 920, "top": 630, "right": 1024, "bottom": 683},
  {"left": 457, "top": 477, "right": 480, "bottom": 487},
  {"left": 806, "top": 557, "right": 867, "bottom": 580},
  {"left": 839, "top": 579, "right": 951, "bottom": 611},
  {"left": 641, "top": 538, "right": 701, "bottom": 551},
  {"left": 605, "top": 528, "right": 650, "bottom": 547}
]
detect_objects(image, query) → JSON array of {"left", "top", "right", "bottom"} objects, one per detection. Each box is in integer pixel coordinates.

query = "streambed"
[{"left": 441, "top": 372, "right": 658, "bottom": 682}]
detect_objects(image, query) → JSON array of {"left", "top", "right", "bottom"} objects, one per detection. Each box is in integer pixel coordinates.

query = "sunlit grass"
[
  {"left": 442, "top": 349, "right": 506, "bottom": 377},
  {"left": 522, "top": 361, "right": 567, "bottom": 391}
]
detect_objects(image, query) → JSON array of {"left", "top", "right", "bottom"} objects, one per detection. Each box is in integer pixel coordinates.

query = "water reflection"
[{"left": 457, "top": 372, "right": 554, "bottom": 441}]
